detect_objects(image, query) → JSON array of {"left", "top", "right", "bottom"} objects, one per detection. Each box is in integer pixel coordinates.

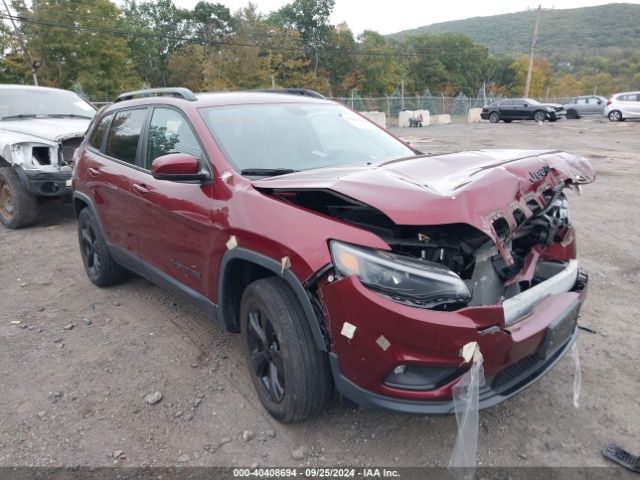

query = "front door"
[
  {"left": 499, "top": 100, "right": 515, "bottom": 119},
  {"left": 128, "top": 106, "right": 221, "bottom": 300}
]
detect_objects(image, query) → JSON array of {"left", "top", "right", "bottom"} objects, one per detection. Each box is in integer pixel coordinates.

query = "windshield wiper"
[
  {"left": 241, "top": 168, "right": 299, "bottom": 177},
  {"left": 1, "top": 114, "right": 39, "bottom": 120},
  {"left": 45, "top": 113, "right": 94, "bottom": 119}
]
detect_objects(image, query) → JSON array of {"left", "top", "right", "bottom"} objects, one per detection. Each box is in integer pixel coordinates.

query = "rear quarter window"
[
  {"left": 88, "top": 114, "right": 113, "bottom": 150},
  {"left": 104, "top": 109, "right": 147, "bottom": 165}
]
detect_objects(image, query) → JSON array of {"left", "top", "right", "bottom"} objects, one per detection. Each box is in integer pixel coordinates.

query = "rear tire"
[
  {"left": 0, "top": 167, "right": 37, "bottom": 229},
  {"left": 608, "top": 110, "right": 622, "bottom": 122},
  {"left": 489, "top": 112, "right": 500, "bottom": 123},
  {"left": 240, "top": 277, "right": 332, "bottom": 423},
  {"left": 77, "top": 208, "right": 128, "bottom": 286}
]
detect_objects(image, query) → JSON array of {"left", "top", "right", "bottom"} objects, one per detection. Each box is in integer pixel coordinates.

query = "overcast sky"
[{"left": 171, "top": 0, "right": 640, "bottom": 35}]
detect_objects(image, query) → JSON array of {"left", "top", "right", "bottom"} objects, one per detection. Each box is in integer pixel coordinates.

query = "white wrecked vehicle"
[{"left": 0, "top": 85, "right": 95, "bottom": 228}]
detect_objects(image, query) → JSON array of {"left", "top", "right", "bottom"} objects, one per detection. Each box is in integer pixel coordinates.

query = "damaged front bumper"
[
  {"left": 15, "top": 167, "right": 72, "bottom": 197},
  {"left": 320, "top": 262, "right": 587, "bottom": 415}
]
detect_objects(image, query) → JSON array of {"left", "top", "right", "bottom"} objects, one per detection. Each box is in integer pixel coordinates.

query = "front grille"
[
  {"left": 60, "top": 137, "right": 83, "bottom": 166},
  {"left": 490, "top": 331, "right": 572, "bottom": 393},
  {"left": 491, "top": 354, "right": 539, "bottom": 391}
]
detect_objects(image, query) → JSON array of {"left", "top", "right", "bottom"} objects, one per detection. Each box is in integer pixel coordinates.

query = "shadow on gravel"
[{"left": 35, "top": 197, "right": 75, "bottom": 227}]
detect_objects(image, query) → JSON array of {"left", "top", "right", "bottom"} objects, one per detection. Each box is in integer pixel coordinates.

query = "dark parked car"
[
  {"left": 563, "top": 95, "right": 607, "bottom": 119},
  {"left": 481, "top": 98, "right": 564, "bottom": 123},
  {"left": 72, "top": 87, "right": 594, "bottom": 422}
]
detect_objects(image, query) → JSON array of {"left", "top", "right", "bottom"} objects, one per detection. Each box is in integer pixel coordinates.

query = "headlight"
[{"left": 329, "top": 241, "right": 472, "bottom": 310}]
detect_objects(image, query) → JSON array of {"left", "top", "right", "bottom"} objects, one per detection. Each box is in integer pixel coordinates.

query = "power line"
[{"left": 0, "top": 12, "right": 494, "bottom": 60}]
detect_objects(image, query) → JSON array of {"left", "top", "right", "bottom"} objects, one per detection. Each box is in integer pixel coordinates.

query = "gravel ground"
[{"left": 0, "top": 117, "right": 638, "bottom": 471}]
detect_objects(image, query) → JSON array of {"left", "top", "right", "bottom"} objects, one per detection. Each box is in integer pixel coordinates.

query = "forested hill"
[{"left": 390, "top": 3, "right": 640, "bottom": 56}]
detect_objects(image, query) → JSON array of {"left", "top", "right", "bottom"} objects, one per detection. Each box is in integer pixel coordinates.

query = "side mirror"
[
  {"left": 151, "top": 153, "right": 209, "bottom": 182},
  {"left": 523, "top": 103, "right": 529, "bottom": 107},
  {"left": 597, "top": 100, "right": 602, "bottom": 105}
]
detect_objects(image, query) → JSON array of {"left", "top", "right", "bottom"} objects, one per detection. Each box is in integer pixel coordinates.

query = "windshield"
[
  {"left": 200, "top": 103, "right": 415, "bottom": 175},
  {"left": 0, "top": 88, "right": 96, "bottom": 120}
]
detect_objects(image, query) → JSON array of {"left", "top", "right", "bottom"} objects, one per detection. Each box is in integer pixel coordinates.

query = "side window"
[
  {"left": 577, "top": 98, "right": 588, "bottom": 105},
  {"left": 145, "top": 108, "right": 203, "bottom": 170},
  {"left": 104, "top": 109, "right": 147, "bottom": 165},
  {"left": 88, "top": 113, "right": 113, "bottom": 150}
]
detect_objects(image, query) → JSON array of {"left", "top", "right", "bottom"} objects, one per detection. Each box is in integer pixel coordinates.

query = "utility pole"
[{"left": 524, "top": 5, "right": 542, "bottom": 98}]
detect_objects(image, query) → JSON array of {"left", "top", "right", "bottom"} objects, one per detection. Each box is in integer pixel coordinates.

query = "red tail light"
[
  {"left": 606, "top": 100, "right": 612, "bottom": 106},
  {"left": 482, "top": 107, "right": 488, "bottom": 112}
]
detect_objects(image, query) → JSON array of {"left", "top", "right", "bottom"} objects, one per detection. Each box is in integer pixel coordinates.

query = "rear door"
[
  {"left": 617, "top": 94, "right": 640, "bottom": 117},
  {"left": 628, "top": 93, "right": 640, "bottom": 117},
  {"left": 83, "top": 108, "right": 148, "bottom": 252},
  {"left": 587, "top": 97, "right": 602, "bottom": 115},
  {"left": 128, "top": 106, "right": 220, "bottom": 299}
]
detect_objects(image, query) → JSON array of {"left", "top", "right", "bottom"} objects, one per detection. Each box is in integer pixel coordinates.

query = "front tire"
[
  {"left": 608, "top": 110, "right": 622, "bottom": 122},
  {"left": 0, "top": 167, "right": 37, "bottom": 229},
  {"left": 489, "top": 111, "right": 500, "bottom": 123},
  {"left": 240, "top": 277, "right": 332, "bottom": 423},
  {"left": 534, "top": 110, "right": 547, "bottom": 122},
  {"left": 566, "top": 109, "right": 579, "bottom": 119},
  {"left": 77, "top": 208, "right": 128, "bottom": 286}
]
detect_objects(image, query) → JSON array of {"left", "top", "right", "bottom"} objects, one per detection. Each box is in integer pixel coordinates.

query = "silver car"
[
  {"left": 604, "top": 91, "right": 640, "bottom": 122},
  {"left": 563, "top": 95, "right": 607, "bottom": 119}
]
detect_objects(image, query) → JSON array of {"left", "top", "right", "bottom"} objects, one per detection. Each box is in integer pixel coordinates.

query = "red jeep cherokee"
[{"left": 72, "top": 87, "right": 594, "bottom": 422}]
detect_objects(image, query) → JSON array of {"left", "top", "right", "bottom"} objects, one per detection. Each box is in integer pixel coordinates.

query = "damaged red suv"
[{"left": 72, "top": 87, "right": 594, "bottom": 422}]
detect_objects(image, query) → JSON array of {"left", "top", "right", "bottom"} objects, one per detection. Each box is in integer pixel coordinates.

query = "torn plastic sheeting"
[
  {"left": 448, "top": 342, "right": 485, "bottom": 480},
  {"left": 571, "top": 341, "right": 581, "bottom": 409}
]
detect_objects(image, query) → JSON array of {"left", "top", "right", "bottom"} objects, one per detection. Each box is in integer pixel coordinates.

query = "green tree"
[
  {"left": 269, "top": 0, "right": 335, "bottom": 75},
  {"left": 123, "top": 0, "right": 189, "bottom": 87},
  {"left": 355, "top": 31, "right": 402, "bottom": 96},
  {"left": 14, "top": 0, "right": 138, "bottom": 100},
  {"left": 321, "top": 23, "right": 357, "bottom": 96}
]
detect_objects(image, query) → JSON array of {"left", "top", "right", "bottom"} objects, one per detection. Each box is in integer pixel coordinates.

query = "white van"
[{"left": 604, "top": 91, "right": 640, "bottom": 121}]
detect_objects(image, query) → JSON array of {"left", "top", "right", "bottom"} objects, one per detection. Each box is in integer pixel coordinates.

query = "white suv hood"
[{"left": 0, "top": 118, "right": 91, "bottom": 143}]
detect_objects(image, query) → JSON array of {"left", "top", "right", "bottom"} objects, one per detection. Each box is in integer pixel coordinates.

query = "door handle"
[
  {"left": 88, "top": 167, "right": 100, "bottom": 177},
  {"left": 132, "top": 183, "right": 150, "bottom": 195}
]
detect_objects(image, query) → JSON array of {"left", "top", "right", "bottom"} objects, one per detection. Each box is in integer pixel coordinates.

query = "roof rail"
[
  {"left": 256, "top": 88, "right": 326, "bottom": 99},
  {"left": 115, "top": 87, "right": 197, "bottom": 103}
]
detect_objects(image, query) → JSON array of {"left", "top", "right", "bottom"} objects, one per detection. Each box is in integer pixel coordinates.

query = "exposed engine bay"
[{"left": 265, "top": 185, "right": 577, "bottom": 311}]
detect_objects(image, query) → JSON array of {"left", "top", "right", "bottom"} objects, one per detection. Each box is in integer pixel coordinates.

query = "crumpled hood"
[
  {"left": 0, "top": 118, "right": 90, "bottom": 142},
  {"left": 253, "top": 149, "right": 595, "bottom": 258}
]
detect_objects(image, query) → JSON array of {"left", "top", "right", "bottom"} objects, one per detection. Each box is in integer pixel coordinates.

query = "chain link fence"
[
  {"left": 329, "top": 95, "right": 574, "bottom": 127},
  {"left": 91, "top": 94, "right": 575, "bottom": 127}
]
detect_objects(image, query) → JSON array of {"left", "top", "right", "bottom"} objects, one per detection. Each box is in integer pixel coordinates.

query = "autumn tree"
[{"left": 510, "top": 55, "right": 550, "bottom": 97}]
